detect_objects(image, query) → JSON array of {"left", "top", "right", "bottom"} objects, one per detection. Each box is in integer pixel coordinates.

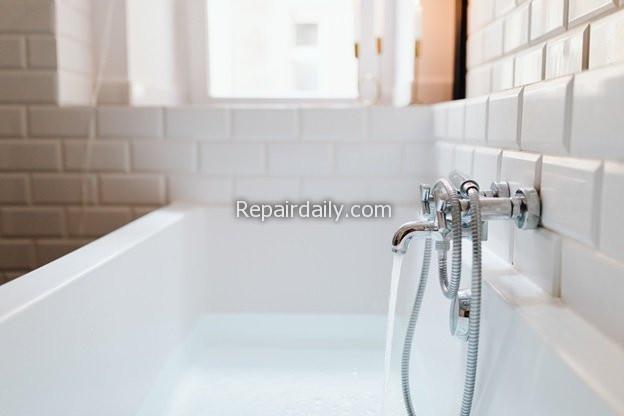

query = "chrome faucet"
[
  {"left": 390, "top": 171, "right": 541, "bottom": 416},
  {"left": 391, "top": 171, "right": 540, "bottom": 253}
]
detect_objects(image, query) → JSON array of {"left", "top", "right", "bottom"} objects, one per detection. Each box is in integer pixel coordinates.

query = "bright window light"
[{"left": 206, "top": 0, "right": 358, "bottom": 99}]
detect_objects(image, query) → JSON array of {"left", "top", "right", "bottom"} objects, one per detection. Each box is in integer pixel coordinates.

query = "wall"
[
  {"left": 56, "top": 0, "right": 94, "bottom": 104},
  {"left": 433, "top": 0, "right": 624, "bottom": 349},
  {"left": 466, "top": 0, "right": 624, "bottom": 96},
  {"left": 0, "top": 0, "right": 58, "bottom": 104},
  {"left": 0, "top": 105, "right": 433, "bottom": 281},
  {"left": 125, "top": 0, "right": 187, "bottom": 104}
]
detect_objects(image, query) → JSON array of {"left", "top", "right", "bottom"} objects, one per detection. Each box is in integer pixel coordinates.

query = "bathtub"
[{"left": 0, "top": 204, "right": 622, "bottom": 415}]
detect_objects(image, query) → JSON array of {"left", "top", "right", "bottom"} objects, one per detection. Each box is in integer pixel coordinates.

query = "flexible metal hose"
[
  {"left": 460, "top": 188, "right": 482, "bottom": 416},
  {"left": 400, "top": 188, "right": 482, "bottom": 416},
  {"left": 433, "top": 179, "right": 462, "bottom": 299},
  {"left": 400, "top": 238, "right": 432, "bottom": 416}
]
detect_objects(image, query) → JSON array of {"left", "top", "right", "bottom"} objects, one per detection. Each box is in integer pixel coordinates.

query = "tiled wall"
[
  {"left": 434, "top": 51, "right": 624, "bottom": 348},
  {"left": 0, "top": 105, "right": 433, "bottom": 281},
  {"left": 0, "top": 0, "right": 93, "bottom": 105},
  {"left": 467, "top": 0, "right": 624, "bottom": 96}
]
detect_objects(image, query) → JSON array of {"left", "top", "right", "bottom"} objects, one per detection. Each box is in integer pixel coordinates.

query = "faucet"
[
  {"left": 392, "top": 172, "right": 540, "bottom": 255},
  {"left": 391, "top": 219, "right": 439, "bottom": 254},
  {"left": 389, "top": 171, "right": 541, "bottom": 416}
]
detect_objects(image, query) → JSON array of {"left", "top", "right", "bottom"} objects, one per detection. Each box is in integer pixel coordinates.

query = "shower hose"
[{"left": 400, "top": 188, "right": 482, "bottom": 416}]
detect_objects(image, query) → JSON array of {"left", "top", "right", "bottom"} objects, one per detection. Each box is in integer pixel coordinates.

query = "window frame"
[{"left": 186, "top": 0, "right": 381, "bottom": 105}]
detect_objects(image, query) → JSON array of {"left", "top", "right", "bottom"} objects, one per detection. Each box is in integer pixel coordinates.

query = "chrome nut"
[
  {"left": 420, "top": 184, "right": 433, "bottom": 218},
  {"left": 515, "top": 187, "right": 541, "bottom": 229},
  {"left": 450, "top": 290, "right": 471, "bottom": 341}
]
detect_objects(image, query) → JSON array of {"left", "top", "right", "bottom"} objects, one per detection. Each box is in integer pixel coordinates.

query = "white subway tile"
[
  {"left": 231, "top": 108, "right": 298, "bottom": 140},
  {"left": 0, "top": 106, "right": 26, "bottom": 137},
  {"left": 64, "top": 140, "right": 130, "bottom": 172},
  {"left": 599, "top": 162, "right": 624, "bottom": 263},
  {"left": 268, "top": 143, "right": 333, "bottom": 176},
  {"left": 568, "top": 0, "right": 617, "bottom": 26},
  {"left": 435, "top": 142, "right": 455, "bottom": 177},
  {"left": 487, "top": 87, "right": 522, "bottom": 148},
  {"left": 165, "top": 107, "right": 228, "bottom": 140},
  {"left": 545, "top": 26, "right": 589, "bottom": 79},
  {"left": 454, "top": 145, "right": 475, "bottom": 175},
  {"left": 32, "top": 174, "right": 96, "bottom": 204},
  {"left": 541, "top": 156, "right": 601, "bottom": 245},
  {"left": 486, "top": 221, "right": 514, "bottom": 263},
  {"left": 446, "top": 100, "right": 465, "bottom": 141},
  {"left": 35, "top": 239, "right": 86, "bottom": 266},
  {"left": 469, "top": 0, "right": 495, "bottom": 30},
  {"left": 495, "top": 0, "right": 515, "bottom": 17},
  {"left": 301, "top": 178, "right": 369, "bottom": 201},
  {"left": 402, "top": 143, "right": 433, "bottom": 176},
  {"left": 504, "top": 3, "right": 531, "bottom": 53},
  {"left": 467, "top": 64, "right": 492, "bottom": 97},
  {"left": 589, "top": 9, "right": 624, "bottom": 69},
  {"left": 521, "top": 76, "right": 572, "bottom": 154},
  {"left": 500, "top": 150, "right": 542, "bottom": 189},
  {"left": 464, "top": 96, "right": 488, "bottom": 143},
  {"left": 301, "top": 178, "right": 419, "bottom": 204},
  {"left": 132, "top": 141, "right": 197, "bottom": 173},
  {"left": 491, "top": 56, "right": 515, "bottom": 91},
  {"left": 335, "top": 144, "right": 402, "bottom": 176},
  {"left": 483, "top": 20, "right": 504, "bottom": 61},
  {"left": 570, "top": 63, "right": 624, "bottom": 160},
  {"left": 0, "top": 0, "right": 55, "bottom": 33},
  {"left": 433, "top": 104, "right": 448, "bottom": 139},
  {"left": 100, "top": 175, "right": 165, "bottom": 205},
  {"left": 1, "top": 207, "right": 65, "bottom": 237},
  {"left": 561, "top": 238, "right": 624, "bottom": 346},
  {"left": 0, "top": 71, "right": 56, "bottom": 103},
  {"left": 369, "top": 106, "right": 432, "bottom": 141},
  {"left": 363, "top": 178, "right": 421, "bottom": 204},
  {"left": 0, "top": 36, "right": 26, "bottom": 68},
  {"left": 234, "top": 178, "right": 300, "bottom": 201},
  {"left": 199, "top": 143, "right": 265, "bottom": 175},
  {"left": 27, "top": 35, "right": 57, "bottom": 68},
  {"left": 514, "top": 44, "right": 545, "bottom": 87},
  {"left": 66, "top": 207, "right": 133, "bottom": 237},
  {"left": 301, "top": 108, "right": 364, "bottom": 140},
  {"left": 97, "top": 107, "right": 163, "bottom": 138},
  {"left": 467, "top": 32, "right": 484, "bottom": 68},
  {"left": 513, "top": 228, "right": 561, "bottom": 295},
  {"left": 168, "top": 176, "right": 232, "bottom": 204},
  {"left": 0, "top": 240, "right": 35, "bottom": 269},
  {"left": 0, "top": 140, "right": 61, "bottom": 171},
  {"left": 0, "top": 174, "right": 28, "bottom": 204},
  {"left": 531, "top": 0, "right": 567, "bottom": 41},
  {"left": 29, "top": 106, "right": 93, "bottom": 137},
  {"left": 473, "top": 146, "right": 501, "bottom": 186}
]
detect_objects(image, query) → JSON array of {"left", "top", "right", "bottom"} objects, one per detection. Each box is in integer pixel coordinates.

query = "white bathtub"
[{"left": 0, "top": 204, "right": 622, "bottom": 415}]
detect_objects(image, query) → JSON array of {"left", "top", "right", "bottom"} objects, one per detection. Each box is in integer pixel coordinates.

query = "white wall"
[
  {"left": 0, "top": 105, "right": 433, "bottom": 279},
  {"left": 433, "top": 0, "right": 624, "bottom": 352},
  {"left": 91, "top": 0, "right": 189, "bottom": 105},
  {"left": 126, "top": 0, "right": 188, "bottom": 104}
]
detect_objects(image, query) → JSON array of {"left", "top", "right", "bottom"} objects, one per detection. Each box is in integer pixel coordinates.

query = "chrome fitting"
[{"left": 450, "top": 290, "right": 471, "bottom": 340}]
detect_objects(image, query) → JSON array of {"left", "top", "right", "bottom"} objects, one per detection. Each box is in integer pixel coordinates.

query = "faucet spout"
[{"left": 392, "top": 219, "right": 439, "bottom": 254}]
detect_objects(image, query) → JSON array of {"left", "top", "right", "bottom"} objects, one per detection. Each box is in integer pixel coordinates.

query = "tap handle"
[{"left": 449, "top": 170, "right": 479, "bottom": 195}]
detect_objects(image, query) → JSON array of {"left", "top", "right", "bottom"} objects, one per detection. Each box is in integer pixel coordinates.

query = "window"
[{"left": 206, "top": 0, "right": 358, "bottom": 99}]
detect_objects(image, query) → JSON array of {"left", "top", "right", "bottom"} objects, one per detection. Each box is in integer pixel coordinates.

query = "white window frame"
[{"left": 185, "top": 0, "right": 384, "bottom": 105}]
